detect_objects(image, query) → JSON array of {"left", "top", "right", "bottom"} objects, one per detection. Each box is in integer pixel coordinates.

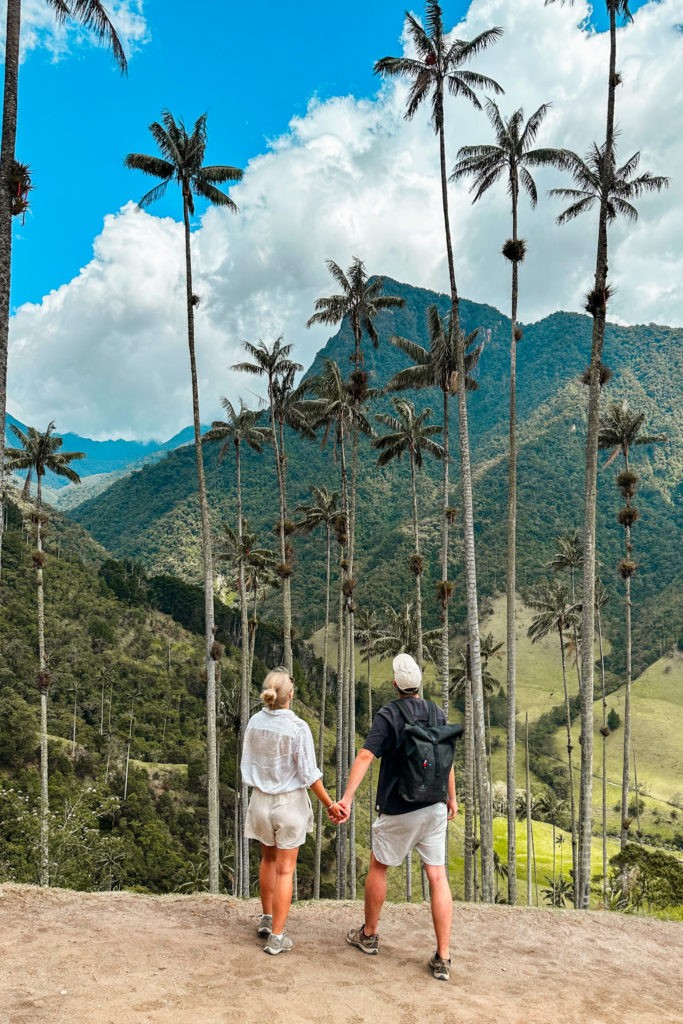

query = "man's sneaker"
[
  {"left": 429, "top": 952, "right": 451, "bottom": 982},
  {"left": 263, "top": 932, "right": 293, "bottom": 956},
  {"left": 257, "top": 914, "right": 273, "bottom": 937},
  {"left": 346, "top": 924, "right": 379, "bottom": 955}
]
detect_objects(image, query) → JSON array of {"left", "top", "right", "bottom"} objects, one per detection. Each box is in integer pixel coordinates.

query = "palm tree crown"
[
  {"left": 388, "top": 304, "right": 483, "bottom": 397},
  {"left": 598, "top": 400, "right": 665, "bottom": 468},
  {"left": 306, "top": 257, "right": 405, "bottom": 367},
  {"left": 6, "top": 421, "right": 84, "bottom": 499},
  {"left": 374, "top": 2, "right": 503, "bottom": 133},
  {"left": 203, "top": 398, "right": 268, "bottom": 462},
  {"left": 550, "top": 143, "right": 669, "bottom": 225},
  {"left": 125, "top": 111, "right": 243, "bottom": 215},
  {"left": 451, "top": 100, "right": 572, "bottom": 207},
  {"left": 374, "top": 398, "right": 444, "bottom": 469}
]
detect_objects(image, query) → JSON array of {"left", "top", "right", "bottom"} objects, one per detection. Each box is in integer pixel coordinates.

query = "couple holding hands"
[{"left": 241, "top": 657, "right": 456, "bottom": 981}]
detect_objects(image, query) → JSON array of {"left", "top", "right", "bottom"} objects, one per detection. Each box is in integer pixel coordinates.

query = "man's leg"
[
  {"left": 259, "top": 843, "right": 276, "bottom": 915},
  {"left": 423, "top": 863, "right": 452, "bottom": 959},
  {"left": 364, "top": 852, "right": 389, "bottom": 934}
]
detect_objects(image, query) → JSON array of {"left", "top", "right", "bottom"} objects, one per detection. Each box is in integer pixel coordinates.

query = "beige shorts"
[
  {"left": 371, "top": 803, "right": 447, "bottom": 867},
  {"left": 244, "top": 787, "right": 314, "bottom": 849}
]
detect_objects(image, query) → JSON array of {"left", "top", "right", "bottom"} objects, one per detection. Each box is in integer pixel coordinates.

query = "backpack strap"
[{"left": 393, "top": 698, "right": 439, "bottom": 727}]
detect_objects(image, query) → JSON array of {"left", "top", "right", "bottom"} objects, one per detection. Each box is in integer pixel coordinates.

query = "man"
[{"left": 337, "top": 652, "right": 457, "bottom": 982}]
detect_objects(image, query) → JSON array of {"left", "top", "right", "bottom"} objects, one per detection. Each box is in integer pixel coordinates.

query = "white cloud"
[
  {"left": 7, "top": 0, "right": 682, "bottom": 439},
  {"left": 0, "top": 0, "right": 149, "bottom": 62}
]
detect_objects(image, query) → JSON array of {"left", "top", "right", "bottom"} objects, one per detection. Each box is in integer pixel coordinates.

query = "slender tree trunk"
[
  {"left": 506, "top": 190, "right": 519, "bottom": 906},
  {"left": 182, "top": 196, "right": 219, "bottom": 893},
  {"left": 632, "top": 747, "right": 641, "bottom": 839},
  {"left": 597, "top": 605, "right": 608, "bottom": 901},
  {"left": 464, "top": 675, "right": 474, "bottom": 902},
  {"left": 525, "top": 713, "right": 532, "bottom": 906},
  {"left": 0, "top": 0, "right": 21, "bottom": 579},
  {"left": 559, "top": 624, "right": 578, "bottom": 906},
  {"left": 35, "top": 482, "right": 49, "bottom": 886},
  {"left": 409, "top": 453, "right": 424, "bottom": 671},
  {"left": 439, "top": 390, "right": 450, "bottom": 715},
  {"left": 620, "top": 452, "right": 633, "bottom": 850},
  {"left": 578, "top": 7, "right": 619, "bottom": 911},
  {"left": 314, "top": 523, "right": 333, "bottom": 899},
  {"left": 236, "top": 442, "right": 250, "bottom": 897},
  {"left": 270, "top": 406, "right": 292, "bottom": 674},
  {"left": 347, "top": 422, "right": 360, "bottom": 900},
  {"left": 456, "top": 360, "right": 493, "bottom": 901}
]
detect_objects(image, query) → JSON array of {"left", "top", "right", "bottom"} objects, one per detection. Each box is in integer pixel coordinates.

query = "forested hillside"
[
  {"left": 68, "top": 281, "right": 682, "bottom": 676},
  {"left": 0, "top": 501, "right": 338, "bottom": 892}
]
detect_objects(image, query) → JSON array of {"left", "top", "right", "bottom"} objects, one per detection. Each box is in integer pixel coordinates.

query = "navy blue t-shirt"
[{"left": 362, "top": 697, "right": 447, "bottom": 816}]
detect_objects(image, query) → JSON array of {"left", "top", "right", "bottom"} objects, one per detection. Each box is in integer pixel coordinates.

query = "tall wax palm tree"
[
  {"left": 595, "top": 578, "right": 610, "bottom": 899},
  {"left": 203, "top": 398, "right": 267, "bottom": 897},
  {"left": 218, "top": 520, "right": 277, "bottom": 897},
  {"left": 306, "top": 358, "right": 376, "bottom": 897},
  {"left": 306, "top": 257, "right": 405, "bottom": 372},
  {"left": 452, "top": 101, "right": 571, "bottom": 905},
  {"left": 125, "top": 110, "right": 243, "bottom": 894},
  {"left": 0, "top": 1, "right": 126, "bottom": 576},
  {"left": 307, "top": 258, "right": 404, "bottom": 899},
  {"left": 550, "top": 137, "right": 668, "bottom": 906},
  {"left": 388, "top": 304, "right": 482, "bottom": 715},
  {"left": 450, "top": 636, "right": 500, "bottom": 901},
  {"left": 548, "top": 529, "right": 584, "bottom": 696},
  {"left": 294, "top": 484, "right": 341, "bottom": 898},
  {"left": 374, "top": 398, "right": 444, "bottom": 672},
  {"left": 598, "top": 400, "right": 663, "bottom": 849},
  {"left": 376, "top": 7, "right": 503, "bottom": 901},
  {"left": 6, "top": 421, "right": 84, "bottom": 885},
  {"left": 232, "top": 338, "right": 303, "bottom": 675},
  {"left": 527, "top": 581, "right": 581, "bottom": 905}
]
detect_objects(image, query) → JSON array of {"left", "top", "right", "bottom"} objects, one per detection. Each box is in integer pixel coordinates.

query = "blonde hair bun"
[{"left": 260, "top": 668, "right": 293, "bottom": 709}]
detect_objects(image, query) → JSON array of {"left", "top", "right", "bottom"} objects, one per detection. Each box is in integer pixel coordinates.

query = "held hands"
[{"left": 326, "top": 798, "right": 351, "bottom": 824}]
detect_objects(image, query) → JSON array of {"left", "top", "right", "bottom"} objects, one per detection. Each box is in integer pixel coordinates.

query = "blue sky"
[
  {"left": 5, "top": 0, "right": 678, "bottom": 439},
  {"left": 11, "top": 0, "right": 649, "bottom": 310},
  {"left": 12, "top": 0, "right": 469, "bottom": 308}
]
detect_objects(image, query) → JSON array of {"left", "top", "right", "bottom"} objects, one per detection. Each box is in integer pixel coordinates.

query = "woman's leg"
[
  {"left": 259, "top": 843, "right": 277, "bottom": 915},
  {"left": 271, "top": 846, "right": 300, "bottom": 934}
]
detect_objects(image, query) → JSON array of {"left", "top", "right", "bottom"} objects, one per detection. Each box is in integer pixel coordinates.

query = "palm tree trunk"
[
  {"left": 182, "top": 196, "right": 219, "bottom": 893},
  {"left": 314, "top": 523, "right": 333, "bottom": 899},
  {"left": 597, "top": 605, "right": 608, "bottom": 902},
  {"left": 464, "top": 676, "right": 474, "bottom": 902},
  {"left": 335, "top": 550, "right": 346, "bottom": 900},
  {"left": 506, "top": 191, "right": 519, "bottom": 906},
  {"left": 578, "top": 5, "right": 619, "bottom": 911},
  {"left": 0, "top": 0, "right": 21, "bottom": 579},
  {"left": 270, "top": 406, "right": 292, "bottom": 674},
  {"left": 621, "top": 560, "right": 633, "bottom": 850},
  {"left": 456, "top": 363, "right": 493, "bottom": 902},
  {"left": 409, "top": 453, "right": 424, "bottom": 671},
  {"left": 559, "top": 624, "right": 578, "bottom": 906},
  {"left": 439, "top": 389, "right": 450, "bottom": 714},
  {"left": 525, "top": 713, "right": 532, "bottom": 906},
  {"left": 35, "top": 481, "right": 49, "bottom": 886},
  {"left": 347, "top": 425, "right": 360, "bottom": 900},
  {"left": 236, "top": 443, "right": 250, "bottom": 898}
]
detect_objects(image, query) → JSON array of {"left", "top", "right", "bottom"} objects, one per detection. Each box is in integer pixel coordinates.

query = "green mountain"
[{"left": 67, "top": 279, "right": 682, "bottom": 676}]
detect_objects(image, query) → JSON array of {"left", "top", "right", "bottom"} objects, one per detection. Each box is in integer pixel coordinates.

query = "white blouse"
[{"left": 240, "top": 708, "right": 323, "bottom": 793}]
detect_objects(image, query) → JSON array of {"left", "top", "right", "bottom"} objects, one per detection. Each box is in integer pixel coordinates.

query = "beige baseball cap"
[{"left": 392, "top": 652, "right": 422, "bottom": 692}]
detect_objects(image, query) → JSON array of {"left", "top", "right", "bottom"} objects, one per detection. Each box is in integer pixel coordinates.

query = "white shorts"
[
  {"left": 371, "top": 803, "right": 447, "bottom": 867},
  {"left": 244, "top": 787, "right": 314, "bottom": 849}
]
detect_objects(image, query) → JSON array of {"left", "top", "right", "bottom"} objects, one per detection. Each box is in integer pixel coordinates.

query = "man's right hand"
[{"left": 335, "top": 798, "right": 351, "bottom": 823}]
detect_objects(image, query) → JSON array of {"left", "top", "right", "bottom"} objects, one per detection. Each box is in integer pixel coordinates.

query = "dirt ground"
[{"left": 0, "top": 884, "right": 681, "bottom": 1024}]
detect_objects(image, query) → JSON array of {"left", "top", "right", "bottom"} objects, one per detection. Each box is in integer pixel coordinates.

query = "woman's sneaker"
[
  {"left": 346, "top": 924, "right": 379, "bottom": 955},
  {"left": 429, "top": 952, "right": 451, "bottom": 981},
  {"left": 263, "top": 932, "right": 293, "bottom": 956},
  {"left": 257, "top": 914, "right": 273, "bottom": 937}
]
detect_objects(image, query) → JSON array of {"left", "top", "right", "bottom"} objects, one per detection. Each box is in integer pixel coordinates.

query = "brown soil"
[{"left": 1, "top": 884, "right": 681, "bottom": 1024}]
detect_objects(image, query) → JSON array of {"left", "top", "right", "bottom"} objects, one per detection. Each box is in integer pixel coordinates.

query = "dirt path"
[{"left": 1, "top": 885, "right": 680, "bottom": 1024}]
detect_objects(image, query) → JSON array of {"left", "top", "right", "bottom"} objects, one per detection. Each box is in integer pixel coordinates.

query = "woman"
[{"left": 241, "top": 666, "right": 339, "bottom": 955}]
